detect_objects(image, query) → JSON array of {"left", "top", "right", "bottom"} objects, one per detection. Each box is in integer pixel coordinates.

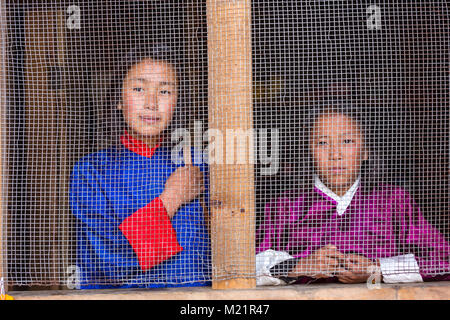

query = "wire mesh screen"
[
  {"left": 253, "top": 1, "right": 449, "bottom": 285},
  {"left": 5, "top": 0, "right": 210, "bottom": 289},
  {"left": 1, "top": 0, "right": 449, "bottom": 289}
]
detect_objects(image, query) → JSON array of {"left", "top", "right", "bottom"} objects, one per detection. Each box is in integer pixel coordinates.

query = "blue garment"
[{"left": 70, "top": 144, "right": 211, "bottom": 289}]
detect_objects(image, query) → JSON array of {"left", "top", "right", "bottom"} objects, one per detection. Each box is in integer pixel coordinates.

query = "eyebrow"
[
  {"left": 314, "top": 132, "right": 358, "bottom": 137},
  {"left": 127, "top": 78, "right": 176, "bottom": 86}
]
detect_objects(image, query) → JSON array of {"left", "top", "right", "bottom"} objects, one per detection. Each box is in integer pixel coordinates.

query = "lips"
[
  {"left": 139, "top": 115, "right": 161, "bottom": 124},
  {"left": 329, "top": 167, "right": 346, "bottom": 174}
]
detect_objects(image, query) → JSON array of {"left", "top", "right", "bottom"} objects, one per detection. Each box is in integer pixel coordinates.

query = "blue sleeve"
[
  {"left": 71, "top": 152, "right": 211, "bottom": 288},
  {"left": 70, "top": 160, "right": 141, "bottom": 288}
]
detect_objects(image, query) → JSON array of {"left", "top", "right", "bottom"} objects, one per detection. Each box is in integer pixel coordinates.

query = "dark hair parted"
[{"left": 298, "top": 97, "right": 386, "bottom": 192}]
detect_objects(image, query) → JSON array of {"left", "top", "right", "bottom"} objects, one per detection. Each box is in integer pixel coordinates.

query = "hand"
[
  {"left": 288, "top": 244, "right": 347, "bottom": 279},
  {"left": 159, "top": 165, "right": 205, "bottom": 218},
  {"left": 336, "top": 254, "right": 378, "bottom": 284}
]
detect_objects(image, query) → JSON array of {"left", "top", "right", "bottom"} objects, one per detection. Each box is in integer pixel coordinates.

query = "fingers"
[
  {"left": 166, "top": 165, "right": 205, "bottom": 199},
  {"left": 321, "top": 256, "right": 341, "bottom": 270},
  {"left": 345, "top": 263, "right": 369, "bottom": 274},
  {"left": 344, "top": 254, "right": 374, "bottom": 274},
  {"left": 190, "top": 166, "right": 205, "bottom": 192},
  {"left": 337, "top": 272, "right": 368, "bottom": 284},
  {"left": 338, "top": 259, "right": 373, "bottom": 284},
  {"left": 320, "top": 245, "right": 347, "bottom": 263},
  {"left": 336, "top": 270, "right": 354, "bottom": 283},
  {"left": 186, "top": 166, "right": 205, "bottom": 196},
  {"left": 173, "top": 165, "right": 204, "bottom": 187},
  {"left": 345, "top": 253, "right": 366, "bottom": 264},
  {"left": 337, "top": 277, "right": 352, "bottom": 284},
  {"left": 312, "top": 266, "right": 348, "bottom": 279},
  {"left": 337, "top": 275, "right": 357, "bottom": 284},
  {"left": 314, "top": 255, "right": 346, "bottom": 277},
  {"left": 184, "top": 165, "right": 204, "bottom": 182},
  {"left": 286, "top": 246, "right": 375, "bottom": 283}
]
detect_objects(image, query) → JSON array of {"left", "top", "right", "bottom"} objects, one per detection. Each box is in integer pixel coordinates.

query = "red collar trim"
[{"left": 120, "top": 130, "right": 161, "bottom": 159}]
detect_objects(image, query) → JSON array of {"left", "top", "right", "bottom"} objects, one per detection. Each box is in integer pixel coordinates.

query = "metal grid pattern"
[{"left": 0, "top": 0, "right": 448, "bottom": 289}]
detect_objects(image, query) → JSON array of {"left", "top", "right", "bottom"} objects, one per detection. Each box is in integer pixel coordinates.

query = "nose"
[
  {"left": 329, "top": 143, "right": 342, "bottom": 160},
  {"left": 144, "top": 91, "right": 157, "bottom": 110}
]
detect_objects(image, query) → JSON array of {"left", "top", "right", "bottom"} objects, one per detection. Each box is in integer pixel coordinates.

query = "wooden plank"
[
  {"left": 206, "top": 0, "right": 256, "bottom": 289},
  {"left": 0, "top": 0, "right": 7, "bottom": 291},
  {"left": 54, "top": 9, "right": 70, "bottom": 288},
  {"left": 12, "top": 281, "right": 450, "bottom": 300},
  {"left": 24, "top": 10, "right": 66, "bottom": 287}
]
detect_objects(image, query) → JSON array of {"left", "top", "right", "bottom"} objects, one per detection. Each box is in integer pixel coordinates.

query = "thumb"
[{"left": 183, "top": 145, "right": 192, "bottom": 165}]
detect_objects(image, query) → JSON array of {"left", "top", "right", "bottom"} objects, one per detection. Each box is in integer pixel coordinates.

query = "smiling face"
[
  {"left": 118, "top": 58, "right": 178, "bottom": 146},
  {"left": 310, "top": 112, "right": 368, "bottom": 196}
]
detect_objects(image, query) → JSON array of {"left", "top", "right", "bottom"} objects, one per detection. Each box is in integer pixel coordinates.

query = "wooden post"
[
  {"left": 207, "top": 0, "right": 256, "bottom": 289},
  {"left": 24, "top": 10, "right": 66, "bottom": 288},
  {"left": 0, "top": 0, "right": 7, "bottom": 291}
]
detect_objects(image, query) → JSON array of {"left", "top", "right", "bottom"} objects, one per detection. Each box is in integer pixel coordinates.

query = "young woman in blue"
[{"left": 70, "top": 45, "right": 211, "bottom": 289}]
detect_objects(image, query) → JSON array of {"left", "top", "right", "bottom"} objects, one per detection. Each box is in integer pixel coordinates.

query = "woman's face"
[
  {"left": 119, "top": 58, "right": 178, "bottom": 143},
  {"left": 310, "top": 113, "right": 368, "bottom": 196}
]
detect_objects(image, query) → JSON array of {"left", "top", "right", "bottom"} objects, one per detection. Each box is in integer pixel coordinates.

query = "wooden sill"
[{"left": 8, "top": 281, "right": 450, "bottom": 300}]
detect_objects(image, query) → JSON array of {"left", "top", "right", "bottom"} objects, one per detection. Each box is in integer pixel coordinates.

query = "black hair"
[
  {"left": 110, "top": 42, "right": 188, "bottom": 146},
  {"left": 298, "top": 97, "right": 385, "bottom": 192}
]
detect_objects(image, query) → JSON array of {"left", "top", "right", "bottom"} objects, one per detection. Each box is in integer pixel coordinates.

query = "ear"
[
  {"left": 117, "top": 103, "right": 122, "bottom": 110},
  {"left": 362, "top": 147, "right": 369, "bottom": 161}
]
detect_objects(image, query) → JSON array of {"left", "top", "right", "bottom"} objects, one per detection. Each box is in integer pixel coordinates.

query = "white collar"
[{"left": 314, "top": 176, "right": 360, "bottom": 216}]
